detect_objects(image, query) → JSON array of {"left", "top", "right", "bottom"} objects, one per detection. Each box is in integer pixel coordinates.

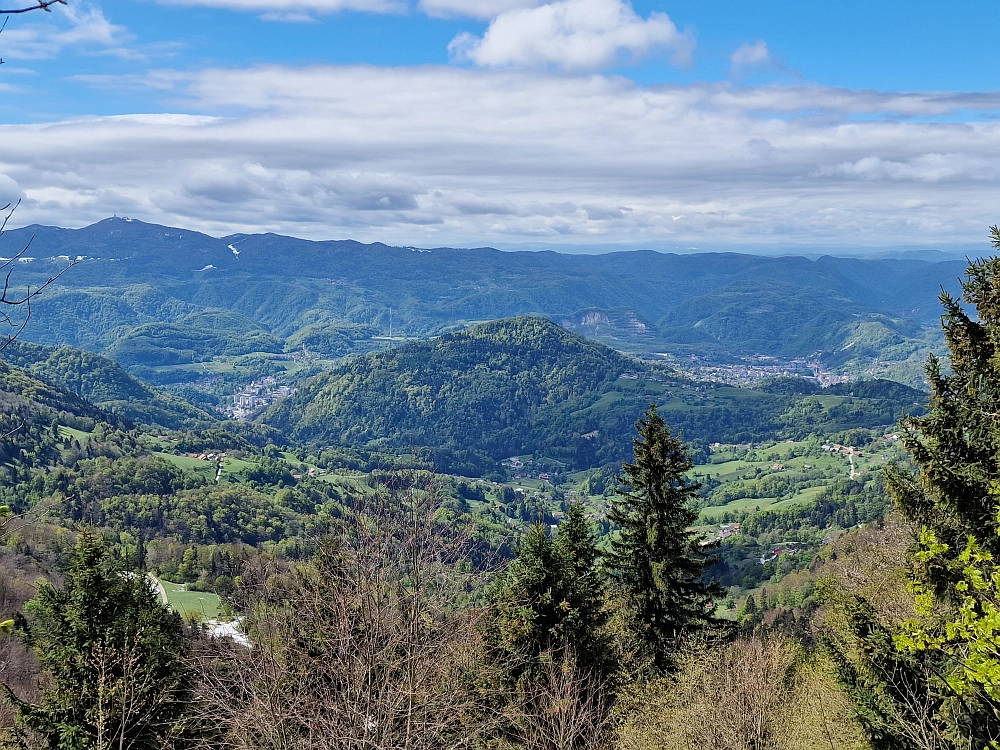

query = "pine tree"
[
  {"left": 1, "top": 530, "right": 197, "bottom": 749},
  {"left": 605, "top": 404, "right": 716, "bottom": 669}
]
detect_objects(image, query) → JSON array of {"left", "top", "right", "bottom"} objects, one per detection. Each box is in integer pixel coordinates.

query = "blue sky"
[{"left": 1, "top": 0, "right": 999, "bottom": 250}]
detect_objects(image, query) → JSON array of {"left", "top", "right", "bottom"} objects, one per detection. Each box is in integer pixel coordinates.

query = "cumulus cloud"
[
  {"left": 6, "top": 66, "right": 1000, "bottom": 247},
  {"left": 448, "top": 0, "right": 693, "bottom": 70},
  {"left": 730, "top": 40, "right": 771, "bottom": 77}
]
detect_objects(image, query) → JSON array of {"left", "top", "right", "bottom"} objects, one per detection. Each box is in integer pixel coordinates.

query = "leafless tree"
[
  {"left": 616, "top": 633, "right": 868, "bottom": 750},
  {"left": 191, "top": 477, "right": 499, "bottom": 750},
  {"left": 0, "top": 0, "right": 65, "bottom": 15},
  {"left": 0, "top": 201, "right": 79, "bottom": 352},
  {"left": 509, "top": 653, "right": 613, "bottom": 750}
]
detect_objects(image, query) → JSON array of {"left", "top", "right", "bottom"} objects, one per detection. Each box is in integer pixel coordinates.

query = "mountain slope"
[
  {"left": 0, "top": 217, "right": 969, "bottom": 380},
  {"left": 263, "top": 317, "right": 925, "bottom": 474},
  {"left": 264, "top": 317, "right": 634, "bottom": 459},
  {"left": 0, "top": 341, "right": 217, "bottom": 429}
]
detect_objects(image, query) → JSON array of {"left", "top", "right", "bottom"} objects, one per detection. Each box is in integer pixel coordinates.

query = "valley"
[{"left": 0, "top": 217, "right": 978, "bottom": 750}]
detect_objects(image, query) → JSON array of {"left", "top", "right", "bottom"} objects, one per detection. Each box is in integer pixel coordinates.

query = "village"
[{"left": 219, "top": 376, "right": 295, "bottom": 420}]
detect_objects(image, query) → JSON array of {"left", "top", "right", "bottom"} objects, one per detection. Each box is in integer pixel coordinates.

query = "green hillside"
[
  {"left": 0, "top": 341, "right": 216, "bottom": 429},
  {"left": 0, "top": 218, "right": 968, "bottom": 385},
  {"left": 264, "top": 317, "right": 925, "bottom": 474}
]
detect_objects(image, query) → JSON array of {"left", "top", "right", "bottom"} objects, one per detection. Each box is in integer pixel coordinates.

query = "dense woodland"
[{"left": 0, "top": 232, "right": 999, "bottom": 748}]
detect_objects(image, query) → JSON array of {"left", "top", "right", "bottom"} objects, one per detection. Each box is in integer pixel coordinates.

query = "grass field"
[
  {"left": 158, "top": 579, "right": 222, "bottom": 620},
  {"left": 153, "top": 451, "right": 254, "bottom": 481},
  {"left": 58, "top": 426, "right": 94, "bottom": 442}
]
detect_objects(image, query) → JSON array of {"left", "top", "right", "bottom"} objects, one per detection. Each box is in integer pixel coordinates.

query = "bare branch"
[
  {"left": 0, "top": 0, "right": 66, "bottom": 14},
  {"left": 0, "top": 200, "right": 80, "bottom": 351}
]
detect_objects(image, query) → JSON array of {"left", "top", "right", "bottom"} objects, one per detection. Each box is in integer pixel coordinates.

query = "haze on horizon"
[{"left": 1, "top": 0, "right": 998, "bottom": 253}]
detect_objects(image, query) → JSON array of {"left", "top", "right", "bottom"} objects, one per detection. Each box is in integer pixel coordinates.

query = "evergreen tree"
[
  {"left": 886, "top": 252, "right": 1000, "bottom": 557},
  {"left": 555, "top": 503, "right": 614, "bottom": 676},
  {"left": 605, "top": 404, "right": 716, "bottom": 669},
  {"left": 1, "top": 530, "right": 197, "bottom": 749},
  {"left": 830, "top": 248, "right": 1000, "bottom": 748},
  {"left": 556, "top": 502, "right": 599, "bottom": 578},
  {"left": 485, "top": 519, "right": 610, "bottom": 685}
]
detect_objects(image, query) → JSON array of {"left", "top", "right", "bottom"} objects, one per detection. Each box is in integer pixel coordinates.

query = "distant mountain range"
[{"left": 0, "top": 217, "right": 967, "bottom": 385}]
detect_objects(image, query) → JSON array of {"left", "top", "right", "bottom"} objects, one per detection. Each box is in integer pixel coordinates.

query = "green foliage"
[
  {"left": 824, "top": 598, "right": 951, "bottom": 750},
  {"left": 605, "top": 405, "right": 716, "bottom": 670},
  {"left": 887, "top": 256, "right": 1000, "bottom": 557},
  {"left": 0, "top": 340, "right": 215, "bottom": 429},
  {"left": 105, "top": 319, "right": 283, "bottom": 367},
  {"left": 284, "top": 322, "right": 381, "bottom": 357},
  {"left": 833, "top": 250, "right": 1000, "bottom": 749},
  {"left": 244, "top": 457, "right": 296, "bottom": 489},
  {"left": 484, "top": 511, "right": 612, "bottom": 686},
  {"left": 0, "top": 531, "right": 197, "bottom": 749},
  {"left": 6, "top": 219, "right": 962, "bottom": 383},
  {"left": 265, "top": 317, "right": 924, "bottom": 472},
  {"left": 266, "top": 316, "right": 635, "bottom": 465}
]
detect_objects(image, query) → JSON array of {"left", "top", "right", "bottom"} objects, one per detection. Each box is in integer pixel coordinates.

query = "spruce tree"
[
  {"left": 1, "top": 530, "right": 197, "bottom": 749},
  {"left": 605, "top": 404, "right": 715, "bottom": 669},
  {"left": 554, "top": 502, "right": 614, "bottom": 676},
  {"left": 886, "top": 249, "right": 1000, "bottom": 556},
  {"left": 827, "top": 246, "right": 1000, "bottom": 748},
  {"left": 485, "top": 517, "right": 611, "bottom": 685}
]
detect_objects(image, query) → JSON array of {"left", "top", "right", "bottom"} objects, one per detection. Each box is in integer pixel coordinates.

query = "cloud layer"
[{"left": 4, "top": 65, "right": 1000, "bottom": 247}]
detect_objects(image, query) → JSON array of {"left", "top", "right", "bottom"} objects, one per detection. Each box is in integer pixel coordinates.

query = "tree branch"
[{"left": 0, "top": 0, "right": 66, "bottom": 14}]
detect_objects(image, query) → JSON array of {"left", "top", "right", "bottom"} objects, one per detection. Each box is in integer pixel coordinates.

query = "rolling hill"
[
  {"left": 263, "top": 317, "right": 925, "bottom": 475},
  {"left": 0, "top": 341, "right": 217, "bottom": 429}
]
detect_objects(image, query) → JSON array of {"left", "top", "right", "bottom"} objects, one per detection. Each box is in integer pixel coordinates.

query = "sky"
[{"left": 1, "top": 0, "right": 1000, "bottom": 251}]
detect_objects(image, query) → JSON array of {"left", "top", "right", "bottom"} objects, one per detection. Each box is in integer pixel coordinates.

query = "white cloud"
[
  {"left": 730, "top": 40, "right": 770, "bottom": 77},
  {"left": 0, "top": 3, "right": 132, "bottom": 60},
  {"left": 5, "top": 66, "right": 1000, "bottom": 247},
  {"left": 449, "top": 0, "right": 693, "bottom": 70},
  {"left": 154, "top": 0, "right": 403, "bottom": 19},
  {"left": 418, "top": 0, "right": 538, "bottom": 20}
]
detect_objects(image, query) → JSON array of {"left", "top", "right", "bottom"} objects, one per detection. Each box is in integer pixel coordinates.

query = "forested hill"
[
  {"left": 263, "top": 317, "right": 635, "bottom": 470},
  {"left": 0, "top": 217, "right": 970, "bottom": 383},
  {"left": 0, "top": 341, "right": 215, "bottom": 429},
  {"left": 263, "top": 317, "right": 925, "bottom": 475}
]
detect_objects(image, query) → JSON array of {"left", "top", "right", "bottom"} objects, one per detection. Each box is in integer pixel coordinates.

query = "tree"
[
  {"left": 0, "top": 530, "right": 196, "bottom": 749},
  {"left": 833, "top": 246, "right": 1000, "bottom": 749},
  {"left": 605, "top": 404, "right": 716, "bottom": 670},
  {"left": 484, "top": 519, "right": 610, "bottom": 683},
  {"left": 197, "top": 485, "right": 489, "bottom": 750},
  {"left": 0, "top": 202, "right": 78, "bottom": 352},
  {"left": 0, "top": 0, "right": 66, "bottom": 15},
  {"left": 886, "top": 249, "right": 1000, "bottom": 560},
  {"left": 483, "top": 511, "right": 614, "bottom": 750}
]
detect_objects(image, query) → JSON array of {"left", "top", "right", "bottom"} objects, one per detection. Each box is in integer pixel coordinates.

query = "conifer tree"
[
  {"left": 886, "top": 250, "right": 1000, "bottom": 556},
  {"left": 605, "top": 404, "right": 715, "bottom": 669},
  {"left": 828, "top": 246, "right": 1000, "bottom": 748},
  {"left": 1, "top": 530, "right": 197, "bottom": 749},
  {"left": 555, "top": 503, "right": 614, "bottom": 676},
  {"left": 485, "top": 516, "right": 611, "bottom": 685},
  {"left": 556, "top": 502, "right": 599, "bottom": 578}
]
